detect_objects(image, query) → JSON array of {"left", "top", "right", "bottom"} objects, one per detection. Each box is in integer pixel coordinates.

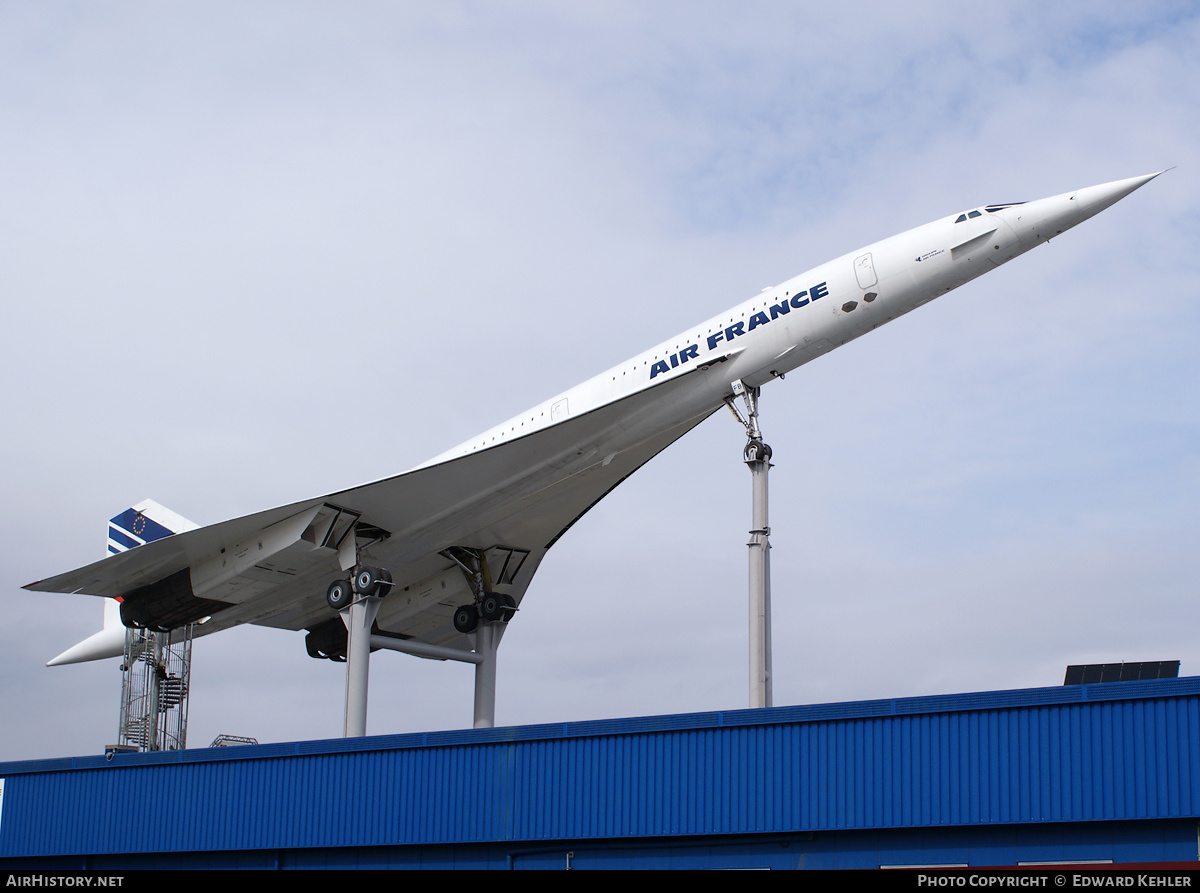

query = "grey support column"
[
  {"left": 727, "top": 380, "right": 774, "bottom": 710},
  {"left": 472, "top": 621, "right": 504, "bottom": 729},
  {"left": 343, "top": 595, "right": 381, "bottom": 737},
  {"left": 746, "top": 438, "right": 773, "bottom": 709}
]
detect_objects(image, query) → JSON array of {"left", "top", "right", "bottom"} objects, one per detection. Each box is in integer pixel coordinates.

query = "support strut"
[
  {"left": 726, "top": 381, "right": 774, "bottom": 709},
  {"left": 330, "top": 543, "right": 515, "bottom": 735},
  {"left": 343, "top": 592, "right": 381, "bottom": 737},
  {"left": 443, "top": 545, "right": 509, "bottom": 729},
  {"left": 471, "top": 621, "right": 503, "bottom": 729}
]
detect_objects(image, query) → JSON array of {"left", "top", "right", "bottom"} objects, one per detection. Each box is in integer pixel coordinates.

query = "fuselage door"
[{"left": 854, "top": 253, "right": 878, "bottom": 289}]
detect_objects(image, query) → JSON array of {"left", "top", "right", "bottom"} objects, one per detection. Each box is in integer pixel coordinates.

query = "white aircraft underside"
[{"left": 27, "top": 173, "right": 1161, "bottom": 664}]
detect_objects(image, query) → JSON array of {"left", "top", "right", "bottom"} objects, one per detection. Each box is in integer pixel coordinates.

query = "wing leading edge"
[{"left": 26, "top": 363, "right": 728, "bottom": 652}]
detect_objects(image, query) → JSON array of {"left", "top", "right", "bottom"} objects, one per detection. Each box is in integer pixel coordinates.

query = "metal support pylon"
[
  {"left": 725, "top": 380, "right": 773, "bottom": 709},
  {"left": 343, "top": 594, "right": 381, "bottom": 737},
  {"left": 442, "top": 545, "right": 510, "bottom": 730},
  {"left": 471, "top": 621, "right": 504, "bottom": 729},
  {"left": 337, "top": 542, "right": 512, "bottom": 736}
]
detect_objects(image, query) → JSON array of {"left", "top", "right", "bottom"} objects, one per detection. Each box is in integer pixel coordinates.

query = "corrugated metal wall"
[{"left": 1, "top": 679, "right": 1198, "bottom": 859}]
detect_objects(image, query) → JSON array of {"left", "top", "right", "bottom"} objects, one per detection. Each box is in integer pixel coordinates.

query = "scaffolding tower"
[{"left": 117, "top": 625, "right": 192, "bottom": 751}]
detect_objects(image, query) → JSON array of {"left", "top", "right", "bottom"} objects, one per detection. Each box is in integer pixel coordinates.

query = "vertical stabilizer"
[
  {"left": 46, "top": 500, "right": 198, "bottom": 667},
  {"left": 107, "top": 499, "right": 198, "bottom": 555}
]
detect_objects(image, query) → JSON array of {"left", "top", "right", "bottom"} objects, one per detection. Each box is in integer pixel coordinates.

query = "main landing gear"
[
  {"left": 444, "top": 547, "right": 517, "bottom": 632},
  {"left": 321, "top": 548, "right": 517, "bottom": 737},
  {"left": 325, "top": 565, "right": 393, "bottom": 611},
  {"left": 452, "top": 592, "right": 516, "bottom": 633},
  {"left": 324, "top": 564, "right": 394, "bottom": 738},
  {"left": 442, "top": 546, "right": 517, "bottom": 728}
]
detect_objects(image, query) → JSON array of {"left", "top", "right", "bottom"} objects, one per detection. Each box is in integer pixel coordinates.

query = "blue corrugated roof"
[
  {"left": 7, "top": 676, "right": 1194, "bottom": 776},
  {"left": 1, "top": 677, "right": 1198, "bottom": 858}
]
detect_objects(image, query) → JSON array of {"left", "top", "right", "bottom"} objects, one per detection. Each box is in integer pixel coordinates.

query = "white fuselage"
[
  {"left": 426, "top": 175, "right": 1154, "bottom": 471},
  {"left": 35, "top": 174, "right": 1158, "bottom": 667}
]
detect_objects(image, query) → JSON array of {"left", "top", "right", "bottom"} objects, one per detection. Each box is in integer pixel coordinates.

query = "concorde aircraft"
[{"left": 26, "top": 173, "right": 1161, "bottom": 729}]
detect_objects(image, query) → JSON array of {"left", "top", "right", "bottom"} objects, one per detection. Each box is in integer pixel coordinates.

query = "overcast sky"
[{"left": 2, "top": 2, "right": 1197, "bottom": 761}]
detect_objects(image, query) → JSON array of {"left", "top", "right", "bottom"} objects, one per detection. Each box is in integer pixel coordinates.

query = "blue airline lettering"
[
  {"left": 651, "top": 281, "right": 828, "bottom": 380},
  {"left": 652, "top": 344, "right": 701, "bottom": 379}
]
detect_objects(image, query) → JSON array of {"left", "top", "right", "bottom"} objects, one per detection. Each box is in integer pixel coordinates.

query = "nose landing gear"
[{"left": 725, "top": 379, "right": 774, "bottom": 710}]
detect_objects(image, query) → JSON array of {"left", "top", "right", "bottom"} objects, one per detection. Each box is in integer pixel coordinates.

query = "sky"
[{"left": 1, "top": 2, "right": 1198, "bottom": 761}]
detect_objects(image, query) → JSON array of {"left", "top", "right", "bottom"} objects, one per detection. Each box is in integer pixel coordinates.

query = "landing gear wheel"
[
  {"left": 480, "top": 593, "right": 504, "bottom": 622},
  {"left": 378, "top": 568, "right": 393, "bottom": 597},
  {"left": 743, "top": 440, "right": 773, "bottom": 463},
  {"left": 502, "top": 594, "right": 517, "bottom": 622},
  {"left": 453, "top": 604, "right": 479, "bottom": 634},
  {"left": 354, "top": 566, "right": 381, "bottom": 597},
  {"left": 326, "top": 579, "right": 353, "bottom": 611}
]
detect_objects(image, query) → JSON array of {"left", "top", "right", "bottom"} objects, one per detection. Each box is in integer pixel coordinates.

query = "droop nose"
[
  {"left": 1073, "top": 172, "right": 1164, "bottom": 218},
  {"left": 1008, "top": 171, "right": 1164, "bottom": 247}
]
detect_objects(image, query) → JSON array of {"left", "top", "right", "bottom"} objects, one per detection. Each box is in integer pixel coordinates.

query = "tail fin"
[
  {"left": 107, "top": 499, "right": 198, "bottom": 555},
  {"left": 47, "top": 499, "right": 197, "bottom": 667}
]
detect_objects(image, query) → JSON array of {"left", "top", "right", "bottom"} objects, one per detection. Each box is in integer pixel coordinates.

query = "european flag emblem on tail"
[{"left": 107, "top": 499, "right": 199, "bottom": 554}]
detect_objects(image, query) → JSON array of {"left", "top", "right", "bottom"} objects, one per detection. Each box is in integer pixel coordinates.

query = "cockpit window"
[{"left": 961, "top": 202, "right": 1028, "bottom": 223}]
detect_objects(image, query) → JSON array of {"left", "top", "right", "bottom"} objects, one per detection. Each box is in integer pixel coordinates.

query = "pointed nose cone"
[
  {"left": 1005, "top": 171, "right": 1164, "bottom": 249},
  {"left": 1073, "top": 171, "right": 1164, "bottom": 218}
]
